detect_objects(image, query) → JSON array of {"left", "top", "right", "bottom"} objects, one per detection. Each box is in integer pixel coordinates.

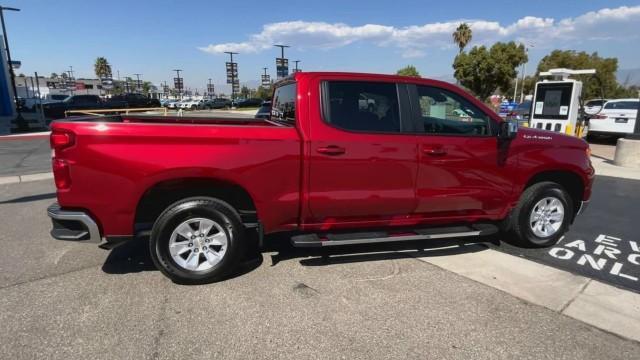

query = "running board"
[{"left": 291, "top": 224, "right": 498, "bottom": 248}]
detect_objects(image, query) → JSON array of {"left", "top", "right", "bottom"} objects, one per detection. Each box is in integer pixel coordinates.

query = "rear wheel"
[
  {"left": 149, "top": 197, "right": 245, "bottom": 284},
  {"left": 505, "top": 181, "right": 574, "bottom": 247}
]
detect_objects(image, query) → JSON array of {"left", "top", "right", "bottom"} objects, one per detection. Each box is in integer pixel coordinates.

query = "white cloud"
[{"left": 198, "top": 5, "right": 640, "bottom": 58}]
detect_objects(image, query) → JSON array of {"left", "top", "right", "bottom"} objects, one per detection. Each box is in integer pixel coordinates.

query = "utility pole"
[
  {"left": 520, "top": 43, "right": 533, "bottom": 103},
  {"left": 294, "top": 60, "right": 300, "bottom": 73},
  {"left": 173, "top": 69, "right": 182, "bottom": 100},
  {"left": 274, "top": 44, "right": 290, "bottom": 79},
  {"left": 224, "top": 51, "right": 238, "bottom": 100},
  {"left": 67, "top": 66, "right": 75, "bottom": 96},
  {"left": 133, "top": 73, "right": 142, "bottom": 93},
  {"left": 207, "top": 78, "right": 214, "bottom": 98}
]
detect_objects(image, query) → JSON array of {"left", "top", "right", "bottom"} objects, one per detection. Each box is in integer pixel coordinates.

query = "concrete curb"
[
  {"left": 591, "top": 156, "right": 640, "bottom": 181},
  {"left": 409, "top": 245, "right": 640, "bottom": 343},
  {"left": 0, "top": 172, "right": 53, "bottom": 185}
]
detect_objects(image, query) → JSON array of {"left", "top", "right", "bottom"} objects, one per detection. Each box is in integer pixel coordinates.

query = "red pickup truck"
[{"left": 47, "top": 72, "right": 594, "bottom": 284}]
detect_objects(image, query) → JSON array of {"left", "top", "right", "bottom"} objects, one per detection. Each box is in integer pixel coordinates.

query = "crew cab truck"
[{"left": 47, "top": 72, "right": 595, "bottom": 284}]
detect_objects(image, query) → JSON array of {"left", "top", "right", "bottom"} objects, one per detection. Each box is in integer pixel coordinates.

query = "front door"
[
  {"left": 410, "top": 84, "right": 516, "bottom": 219},
  {"left": 307, "top": 79, "right": 418, "bottom": 227}
]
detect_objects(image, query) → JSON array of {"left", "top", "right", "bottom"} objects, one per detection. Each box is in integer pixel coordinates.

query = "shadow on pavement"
[
  {"left": 0, "top": 192, "right": 56, "bottom": 204},
  {"left": 101, "top": 236, "right": 264, "bottom": 282},
  {"left": 101, "top": 233, "right": 495, "bottom": 280},
  {"left": 264, "top": 234, "right": 495, "bottom": 268}
]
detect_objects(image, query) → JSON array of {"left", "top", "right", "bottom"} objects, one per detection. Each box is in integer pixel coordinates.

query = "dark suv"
[{"left": 109, "top": 93, "right": 161, "bottom": 108}]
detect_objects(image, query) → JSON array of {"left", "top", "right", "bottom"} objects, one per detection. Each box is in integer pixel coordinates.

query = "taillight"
[
  {"left": 591, "top": 114, "right": 607, "bottom": 120},
  {"left": 50, "top": 129, "right": 75, "bottom": 150},
  {"left": 52, "top": 158, "right": 71, "bottom": 189}
]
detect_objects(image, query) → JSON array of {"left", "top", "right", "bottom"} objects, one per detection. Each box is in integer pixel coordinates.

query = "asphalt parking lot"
[{"left": 1, "top": 178, "right": 640, "bottom": 359}]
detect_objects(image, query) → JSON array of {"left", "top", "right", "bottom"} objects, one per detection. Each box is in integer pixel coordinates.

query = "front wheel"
[
  {"left": 149, "top": 197, "right": 245, "bottom": 284},
  {"left": 505, "top": 181, "right": 574, "bottom": 247}
]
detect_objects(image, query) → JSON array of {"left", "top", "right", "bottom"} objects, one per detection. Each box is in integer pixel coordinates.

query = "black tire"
[
  {"left": 149, "top": 197, "right": 245, "bottom": 284},
  {"left": 504, "top": 181, "right": 574, "bottom": 248}
]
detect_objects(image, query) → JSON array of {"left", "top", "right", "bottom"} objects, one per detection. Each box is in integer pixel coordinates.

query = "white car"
[
  {"left": 180, "top": 99, "right": 204, "bottom": 110},
  {"left": 588, "top": 99, "right": 638, "bottom": 137}
]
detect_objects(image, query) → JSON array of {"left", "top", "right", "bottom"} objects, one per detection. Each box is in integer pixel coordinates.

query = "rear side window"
[
  {"left": 271, "top": 83, "right": 296, "bottom": 124},
  {"left": 323, "top": 81, "right": 401, "bottom": 133},
  {"left": 604, "top": 101, "right": 639, "bottom": 110}
]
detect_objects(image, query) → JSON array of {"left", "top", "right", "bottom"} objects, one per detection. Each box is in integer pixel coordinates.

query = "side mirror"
[{"left": 499, "top": 119, "right": 518, "bottom": 140}]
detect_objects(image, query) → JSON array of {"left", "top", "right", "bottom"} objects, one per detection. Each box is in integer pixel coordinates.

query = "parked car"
[
  {"left": 42, "top": 95, "right": 126, "bottom": 119},
  {"left": 510, "top": 101, "right": 532, "bottom": 126},
  {"left": 109, "top": 93, "right": 161, "bottom": 108},
  {"left": 179, "top": 99, "right": 205, "bottom": 110},
  {"left": 255, "top": 101, "right": 271, "bottom": 119},
  {"left": 235, "top": 98, "right": 263, "bottom": 108},
  {"left": 583, "top": 99, "right": 608, "bottom": 115},
  {"left": 588, "top": 98, "right": 639, "bottom": 138},
  {"left": 159, "top": 98, "right": 174, "bottom": 107},
  {"left": 165, "top": 100, "right": 180, "bottom": 109},
  {"left": 47, "top": 72, "right": 594, "bottom": 284},
  {"left": 47, "top": 94, "right": 71, "bottom": 101},
  {"left": 208, "top": 98, "right": 232, "bottom": 109}
]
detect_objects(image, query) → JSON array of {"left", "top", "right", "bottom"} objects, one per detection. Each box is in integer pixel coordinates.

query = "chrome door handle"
[{"left": 317, "top": 145, "right": 346, "bottom": 156}]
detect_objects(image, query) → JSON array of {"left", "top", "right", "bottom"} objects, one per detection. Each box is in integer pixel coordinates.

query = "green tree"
[
  {"left": 49, "top": 72, "right": 59, "bottom": 79},
  {"left": 255, "top": 85, "right": 272, "bottom": 100},
  {"left": 536, "top": 50, "right": 637, "bottom": 99},
  {"left": 240, "top": 85, "right": 250, "bottom": 98},
  {"left": 396, "top": 65, "right": 421, "bottom": 77},
  {"left": 94, "top": 57, "right": 112, "bottom": 95},
  {"left": 142, "top": 81, "right": 152, "bottom": 95},
  {"left": 94, "top": 57, "right": 111, "bottom": 79},
  {"left": 452, "top": 23, "right": 472, "bottom": 54},
  {"left": 453, "top": 42, "right": 528, "bottom": 100}
]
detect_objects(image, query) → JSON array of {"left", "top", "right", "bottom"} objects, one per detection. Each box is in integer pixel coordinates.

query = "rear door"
[
  {"left": 306, "top": 78, "right": 418, "bottom": 226},
  {"left": 408, "top": 83, "right": 516, "bottom": 219}
]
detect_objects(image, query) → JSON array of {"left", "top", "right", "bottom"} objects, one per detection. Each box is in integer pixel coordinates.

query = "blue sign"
[{"left": 499, "top": 100, "right": 518, "bottom": 118}]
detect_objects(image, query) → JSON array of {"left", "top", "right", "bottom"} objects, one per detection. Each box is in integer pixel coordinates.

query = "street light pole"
[
  {"left": 520, "top": 43, "right": 533, "bottom": 103},
  {"left": 294, "top": 60, "right": 300, "bottom": 72},
  {"left": 133, "top": 73, "right": 142, "bottom": 93},
  {"left": 172, "top": 69, "right": 182, "bottom": 100},
  {"left": 274, "top": 44, "right": 290, "bottom": 79},
  {"left": 224, "top": 51, "right": 238, "bottom": 100}
]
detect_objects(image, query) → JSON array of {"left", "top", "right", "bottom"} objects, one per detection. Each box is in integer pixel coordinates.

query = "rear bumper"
[{"left": 47, "top": 203, "right": 102, "bottom": 243}]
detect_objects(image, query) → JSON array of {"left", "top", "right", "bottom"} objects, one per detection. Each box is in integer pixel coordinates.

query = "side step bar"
[{"left": 291, "top": 224, "right": 498, "bottom": 248}]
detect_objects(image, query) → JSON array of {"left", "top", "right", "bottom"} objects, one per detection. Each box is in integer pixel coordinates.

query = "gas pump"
[
  {"left": 529, "top": 68, "right": 596, "bottom": 138},
  {"left": 0, "top": 35, "right": 16, "bottom": 135}
]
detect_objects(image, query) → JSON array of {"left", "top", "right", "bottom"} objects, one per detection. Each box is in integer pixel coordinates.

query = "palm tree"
[
  {"left": 452, "top": 23, "right": 472, "bottom": 54},
  {"left": 94, "top": 57, "right": 111, "bottom": 79},
  {"left": 94, "top": 57, "right": 112, "bottom": 95}
]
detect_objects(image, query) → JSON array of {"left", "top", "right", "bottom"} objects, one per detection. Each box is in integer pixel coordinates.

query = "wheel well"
[
  {"left": 135, "top": 178, "right": 257, "bottom": 230},
  {"left": 525, "top": 171, "right": 584, "bottom": 213}
]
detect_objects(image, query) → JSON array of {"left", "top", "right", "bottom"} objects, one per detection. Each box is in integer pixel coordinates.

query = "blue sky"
[{"left": 2, "top": 0, "right": 639, "bottom": 93}]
